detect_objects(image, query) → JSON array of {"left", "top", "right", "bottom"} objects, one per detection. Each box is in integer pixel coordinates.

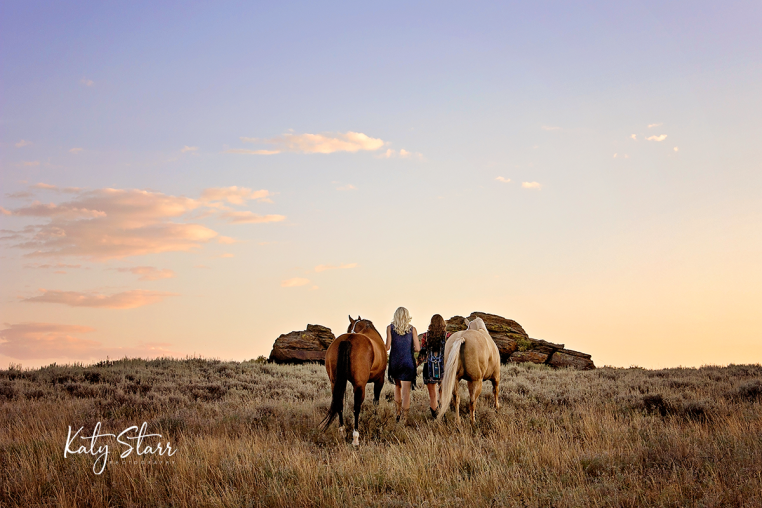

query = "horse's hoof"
[{"left": 352, "top": 431, "right": 359, "bottom": 446}]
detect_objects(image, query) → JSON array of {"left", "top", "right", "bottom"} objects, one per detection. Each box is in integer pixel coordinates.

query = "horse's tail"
[
  {"left": 320, "top": 340, "right": 352, "bottom": 431},
  {"left": 437, "top": 336, "right": 466, "bottom": 420}
]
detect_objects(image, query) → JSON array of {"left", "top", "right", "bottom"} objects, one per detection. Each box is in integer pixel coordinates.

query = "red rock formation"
[
  {"left": 446, "top": 311, "right": 595, "bottom": 370},
  {"left": 268, "top": 324, "right": 335, "bottom": 364}
]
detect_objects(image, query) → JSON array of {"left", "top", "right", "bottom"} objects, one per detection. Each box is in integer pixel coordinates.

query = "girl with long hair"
[
  {"left": 386, "top": 306, "right": 420, "bottom": 423},
  {"left": 417, "top": 314, "right": 451, "bottom": 418}
]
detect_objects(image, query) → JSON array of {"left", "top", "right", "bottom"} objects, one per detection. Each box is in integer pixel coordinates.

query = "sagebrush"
[{"left": 1, "top": 358, "right": 761, "bottom": 507}]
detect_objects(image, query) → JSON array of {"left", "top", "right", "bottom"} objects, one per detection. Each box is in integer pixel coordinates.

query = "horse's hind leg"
[
  {"left": 492, "top": 378, "right": 500, "bottom": 410},
  {"left": 352, "top": 384, "right": 366, "bottom": 446},
  {"left": 333, "top": 381, "right": 346, "bottom": 438},
  {"left": 467, "top": 379, "right": 483, "bottom": 425},
  {"left": 373, "top": 380, "right": 383, "bottom": 405}
]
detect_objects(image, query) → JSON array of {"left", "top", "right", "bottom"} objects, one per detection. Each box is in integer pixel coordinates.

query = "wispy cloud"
[
  {"left": 223, "top": 148, "right": 280, "bottom": 155},
  {"left": 630, "top": 134, "right": 637, "bottom": 141},
  {"left": 219, "top": 211, "right": 285, "bottom": 224},
  {"left": 181, "top": 146, "right": 198, "bottom": 153},
  {"left": 217, "top": 236, "right": 238, "bottom": 244},
  {"left": 116, "top": 266, "right": 175, "bottom": 281},
  {"left": 21, "top": 289, "right": 178, "bottom": 309},
  {"left": 237, "top": 131, "right": 385, "bottom": 155},
  {"left": 218, "top": 253, "right": 234, "bottom": 258},
  {"left": 336, "top": 184, "right": 356, "bottom": 191},
  {"left": 281, "top": 277, "right": 310, "bottom": 287},
  {"left": 541, "top": 125, "right": 561, "bottom": 131},
  {"left": 495, "top": 177, "right": 511, "bottom": 183},
  {"left": 24, "top": 263, "right": 82, "bottom": 270},
  {"left": 6, "top": 191, "right": 34, "bottom": 199},
  {"left": 27, "top": 183, "right": 81, "bottom": 193},
  {"left": 4, "top": 188, "right": 215, "bottom": 259},
  {"left": 522, "top": 182, "right": 542, "bottom": 189},
  {"left": 648, "top": 123, "right": 663, "bottom": 128},
  {"left": 674, "top": 147, "right": 679, "bottom": 152},
  {"left": 647, "top": 135, "right": 668, "bottom": 142},
  {"left": 22, "top": 161, "right": 40, "bottom": 167},
  {"left": 69, "top": 147, "right": 83, "bottom": 154},
  {"left": 376, "top": 148, "right": 424, "bottom": 160},
  {"left": 15, "top": 140, "right": 32, "bottom": 148},
  {"left": 3, "top": 186, "right": 285, "bottom": 259},
  {"left": 315, "top": 263, "right": 358, "bottom": 272},
  {"left": 201, "top": 186, "right": 272, "bottom": 204},
  {"left": 0, "top": 322, "right": 179, "bottom": 360},
  {"left": 80, "top": 77, "right": 94, "bottom": 87}
]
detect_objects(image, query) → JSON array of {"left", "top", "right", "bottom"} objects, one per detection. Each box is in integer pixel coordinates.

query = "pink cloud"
[
  {"left": 281, "top": 277, "right": 310, "bottom": 287},
  {"left": 116, "top": 266, "right": 175, "bottom": 281},
  {"left": 3, "top": 186, "right": 287, "bottom": 259},
  {"left": 0, "top": 322, "right": 179, "bottom": 361},
  {"left": 21, "top": 289, "right": 178, "bottom": 309},
  {"left": 200, "top": 186, "right": 272, "bottom": 205},
  {"left": 24, "top": 263, "right": 82, "bottom": 269},
  {"left": 6, "top": 188, "right": 216, "bottom": 259},
  {"left": 219, "top": 211, "right": 286, "bottom": 224},
  {"left": 239, "top": 131, "right": 385, "bottom": 154}
]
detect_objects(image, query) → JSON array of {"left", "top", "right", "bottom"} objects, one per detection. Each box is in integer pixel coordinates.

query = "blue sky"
[{"left": 1, "top": 1, "right": 761, "bottom": 368}]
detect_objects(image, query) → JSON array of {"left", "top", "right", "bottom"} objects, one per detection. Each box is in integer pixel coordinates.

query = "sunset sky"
[{"left": 2, "top": 2, "right": 761, "bottom": 369}]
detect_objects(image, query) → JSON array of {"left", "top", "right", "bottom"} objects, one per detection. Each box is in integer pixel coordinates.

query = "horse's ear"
[
  {"left": 464, "top": 318, "right": 471, "bottom": 328},
  {"left": 348, "top": 315, "right": 354, "bottom": 322},
  {"left": 358, "top": 315, "right": 362, "bottom": 321}
]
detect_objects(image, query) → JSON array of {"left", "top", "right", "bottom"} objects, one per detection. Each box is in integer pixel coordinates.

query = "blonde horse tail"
[{"left": 437, "top": 337, "right": 465, "bottom": 420}]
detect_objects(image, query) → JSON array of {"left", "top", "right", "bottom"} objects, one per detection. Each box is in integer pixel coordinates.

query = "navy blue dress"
[{"left": 388, "top": 325, "right": 416, "bottom": 382}]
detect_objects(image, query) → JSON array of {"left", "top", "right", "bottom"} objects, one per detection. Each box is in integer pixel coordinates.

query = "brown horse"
[
  {"left": 437, "top": 317, "right": 501, "bottom": 424},
  {"left": 320, "top": 315, "right": 387, "bottom": 446}
]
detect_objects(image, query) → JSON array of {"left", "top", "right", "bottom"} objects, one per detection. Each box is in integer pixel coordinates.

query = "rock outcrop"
[
  {"left": 268, "top": 324, "right": 335, "bottom": 364},
  {"left": 267, "top": 312, "right": 595, "bottom": 369},
  {"left": 446, "top": 311, "right": 595, "bottom": 370}
]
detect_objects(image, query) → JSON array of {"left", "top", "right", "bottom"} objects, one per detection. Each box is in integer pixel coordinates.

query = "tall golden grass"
[{"left": 1, "top": 358, "right": 761, "bottom": 507}]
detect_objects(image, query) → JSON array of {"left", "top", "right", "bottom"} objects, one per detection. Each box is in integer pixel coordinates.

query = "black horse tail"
[{"left": 320, "top": 340, "right": 352, "bottom": 431}]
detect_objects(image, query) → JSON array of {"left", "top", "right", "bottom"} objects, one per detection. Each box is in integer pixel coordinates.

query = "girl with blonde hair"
[{"left": 386, "top": 306, "right": 420, "bottom": 423}]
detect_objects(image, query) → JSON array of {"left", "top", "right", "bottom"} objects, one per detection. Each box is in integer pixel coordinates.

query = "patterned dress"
[
  {"left": 388, "top": 325, "right": 417, "bottom": 382},
  {"left": 419, "top": 332, "right": 450, "bottom": 385}
]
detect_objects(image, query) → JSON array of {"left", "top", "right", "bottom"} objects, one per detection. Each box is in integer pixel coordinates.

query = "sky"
[{"left": 1, "top": 1, "right": 761, "bottom": 369}]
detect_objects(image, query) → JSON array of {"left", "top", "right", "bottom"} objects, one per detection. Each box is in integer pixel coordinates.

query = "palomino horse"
[
  {"left": 320, "top": 316, "right": 387, "bottom": 446},
  {"left": 437, "top": 317, "right": 501, "bottom": 424}
]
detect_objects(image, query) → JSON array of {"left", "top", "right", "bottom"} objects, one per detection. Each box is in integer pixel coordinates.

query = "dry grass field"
[{"left": 1, "top": 358, "right": 761, "bottom": 507}]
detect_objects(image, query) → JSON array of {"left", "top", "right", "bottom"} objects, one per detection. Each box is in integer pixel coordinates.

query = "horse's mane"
[
  {"left": 467, "top": 317, "right": 488, "bottom": 333},
  {"left": 360, "top": 319, "right": 381, "bottom": 339}
]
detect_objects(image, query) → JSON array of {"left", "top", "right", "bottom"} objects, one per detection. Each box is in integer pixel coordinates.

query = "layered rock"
[
  {"left": 267, "top": 313, "right": 594, "bottom": 369},
  {"left": 446, "top": 311, "right": 595, "bottom": 370},
  {"left": 268, "top": 324, "right": 335, "bottom": 364}
]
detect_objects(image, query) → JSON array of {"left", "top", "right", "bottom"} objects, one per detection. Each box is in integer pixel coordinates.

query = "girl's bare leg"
[
  {"left": 394, "top": 381, "right": 402, "bottom": 416},
  {"left": 400, "top": 381, "right": 412, "bottom": 410},
  {"left": 426, "top": 383, "right": 438, "bottom": 410}
]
